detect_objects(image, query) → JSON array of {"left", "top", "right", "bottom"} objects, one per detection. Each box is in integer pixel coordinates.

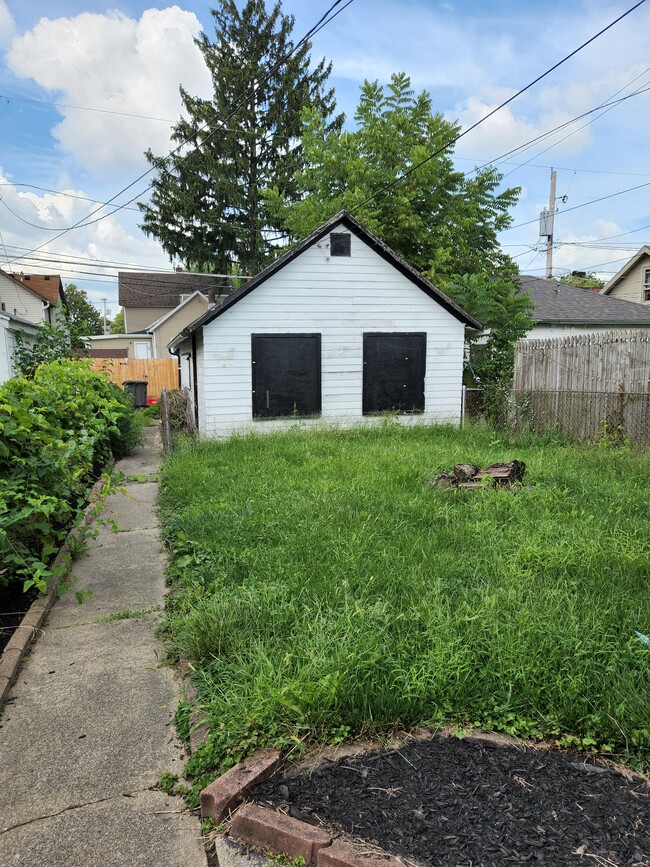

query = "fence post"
[
  {"left": 160, "top": 387, "right": 173, "bottom": 456},
  {"left": 460, "top": 385, "right": 466, "bottom": 426}
]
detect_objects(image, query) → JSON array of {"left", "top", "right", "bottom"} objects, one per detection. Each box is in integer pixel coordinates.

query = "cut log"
[
  {"left": 475, "top": 461, "right": 525, "bottom": 486},
  {"left": 431, "top": 472, "right": 458, "bottom": 489},
  {"left": 453, "top": 463, "right": 480, "bottom": 482}
]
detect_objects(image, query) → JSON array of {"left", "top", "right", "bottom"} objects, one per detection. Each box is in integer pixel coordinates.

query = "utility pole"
[
  {"left": 545, "top": 169, "right": 557, "bottom": 279},
  {"left": 101, "top": 298, "right": 107, "bottom": 335},
  {"left": 539, "top": 168, "right": 558, "bottom": 279}
]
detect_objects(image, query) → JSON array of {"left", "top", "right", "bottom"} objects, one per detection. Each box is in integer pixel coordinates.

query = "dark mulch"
[
  {"left": 253, "top": 735, "right": 650, "bottom": 866},
  {"left": 0, "top": 584, "right": 38, "bottom": 655}
]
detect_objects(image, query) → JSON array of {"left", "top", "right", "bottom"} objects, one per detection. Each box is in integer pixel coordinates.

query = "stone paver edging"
[
  {"left": 0, "top": 469, "right": 112, "bottom": 710},
  {"left": 201, "top": 752, "right": 404, "bottom": 866}
]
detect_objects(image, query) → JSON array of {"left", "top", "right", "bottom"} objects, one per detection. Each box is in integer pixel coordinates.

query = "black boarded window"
[
  {"left": 252, "top": 334, "right": 321, "bottom": 418},
  {"left": 363, "top": 332, "right": 426, "bottom": 414},
  {"left": 330, "top": 233, "right": 351, "bottom": 256}
]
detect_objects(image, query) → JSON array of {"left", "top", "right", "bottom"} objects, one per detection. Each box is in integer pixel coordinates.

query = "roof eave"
[{"left": 179, "top": 210, "right": 482, "bottom": 336}]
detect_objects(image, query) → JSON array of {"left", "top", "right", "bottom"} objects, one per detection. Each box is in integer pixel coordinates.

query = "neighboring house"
[
  {"left": 0, "top": 311, "right": 39, "bottom": 383},
  {"left": 86, "top": 291, "right": 210, "bottom": 359},
  {"left": 118, "top": 270, "right": 227, "bottom": 334},
  {"left": 169, "top": 210, "right": 481, "bottom": 438},
  {"left": 601, "top": 246, "right": 650, "bottom": 304},
  {"left": 0, "top": 269, "right": 66, "bottom": 325},
  {"left": 518, "top": 275, "right": 650, "bottom": 339},
  {"left": 83, "top": 333, "right": 154, "bottom": 359}
]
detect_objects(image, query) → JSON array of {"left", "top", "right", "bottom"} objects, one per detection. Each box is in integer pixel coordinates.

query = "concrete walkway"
[{"left": 0, "top": 426, "right": 207, "bottom": 867}]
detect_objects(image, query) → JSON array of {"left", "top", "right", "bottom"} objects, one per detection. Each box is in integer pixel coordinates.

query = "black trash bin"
[{"left": 123, "top": 380, "right": 148, "bottom": 408}]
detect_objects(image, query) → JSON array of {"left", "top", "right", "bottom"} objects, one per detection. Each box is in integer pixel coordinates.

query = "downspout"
[{"left": 191, "top": 332, "right": 199, "bottom": 428}]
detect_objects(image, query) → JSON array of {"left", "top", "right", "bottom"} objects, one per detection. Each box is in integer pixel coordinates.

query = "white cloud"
[
  {"left": 6, "top": 6, "right": 212, "bottom": 176},
  {"left": 0, "top": 1, "right": 15, "bottom": 49},
  {"left": 0, "top": 171, "right": 169, "bottom": 307}
]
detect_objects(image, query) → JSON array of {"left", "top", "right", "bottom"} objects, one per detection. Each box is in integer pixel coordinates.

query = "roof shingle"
[
  {"left": 519, "top": 275, "right": 650, "bottom": 325},
  {"left": 118, "top": 271, "right": 230, "bottom": 308}
]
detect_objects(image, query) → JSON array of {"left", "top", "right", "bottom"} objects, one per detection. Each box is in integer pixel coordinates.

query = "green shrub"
[{"left": 0, "top": 360, "right": 139, "bottom": 592}]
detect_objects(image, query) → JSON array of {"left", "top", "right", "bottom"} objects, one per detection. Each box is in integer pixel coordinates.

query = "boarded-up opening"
[
  {"left": 363, "top": 332, "right": 426, "bottom": 414},
  {"left": 252, "top": 334, "right": 321, "bottom": 418}
]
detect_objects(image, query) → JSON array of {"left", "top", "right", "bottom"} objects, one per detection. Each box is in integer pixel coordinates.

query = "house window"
[
  {"left": 363, "top": 332, "right": 426, "bottom": 415},
  {"left": 330, "top": 233, "right": 351, "bottom": 257},
  {"left": 252, "top": 334, "right": 321, "bottom": 418},
  {"left": 644, "top": 269, "right": 650, "bottom": 301}
]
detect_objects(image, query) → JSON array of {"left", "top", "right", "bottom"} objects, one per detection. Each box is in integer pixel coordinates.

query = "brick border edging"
[
  {"left": 200, "top": 751, "right": 404, "bottom": 866},
  {"left": 0, "top": 466, "right": 114, "bottom": 711},
  {"left": 229, "top": 803, "right": 404, "bottom": 866}
]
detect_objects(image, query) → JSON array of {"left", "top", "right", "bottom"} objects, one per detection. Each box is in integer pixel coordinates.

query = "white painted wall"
[
  {"left": 0, "top": 272, "right": 45, "bottom": 324},
  {"left": 197, "top": 223, "right": 466, "bottom": 437},
  {"left": 0, "top": 316, "right": 38, "bottom": 383}
]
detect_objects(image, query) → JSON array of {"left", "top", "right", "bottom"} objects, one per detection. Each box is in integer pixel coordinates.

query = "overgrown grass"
[{"left": 159, "top": 423, "right": 650, "bottom": 789}]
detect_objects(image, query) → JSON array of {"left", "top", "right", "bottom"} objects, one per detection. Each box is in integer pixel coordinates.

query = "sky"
[{"left": 1, "top": 0, "right": 649, "bottom": 316}]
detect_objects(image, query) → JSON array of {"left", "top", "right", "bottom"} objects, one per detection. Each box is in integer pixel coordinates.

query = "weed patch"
[{"left": 159, "top": 425, "right": 650, "bottom": 786}]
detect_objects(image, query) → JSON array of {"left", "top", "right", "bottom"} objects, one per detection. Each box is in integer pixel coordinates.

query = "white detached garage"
[{"left": 169, "top": 211, "right": 481, "bottom": 438}]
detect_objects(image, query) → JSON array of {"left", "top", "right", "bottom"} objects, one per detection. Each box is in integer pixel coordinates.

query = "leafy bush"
[{"left": 0, "top": 360, "right": 140, "bottom": 592}]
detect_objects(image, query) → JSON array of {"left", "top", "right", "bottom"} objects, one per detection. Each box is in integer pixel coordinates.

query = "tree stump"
[
  {"left": 475, "top": 461, "right": 526, "bottom": 486},
  {"left": 453, "top": 463, "right": 480, "bottom": 482}
]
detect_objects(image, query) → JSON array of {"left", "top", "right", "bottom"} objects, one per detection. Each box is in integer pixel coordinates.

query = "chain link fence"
[{"left": 463, "top": 387, "right": 650, "bottom": 447}]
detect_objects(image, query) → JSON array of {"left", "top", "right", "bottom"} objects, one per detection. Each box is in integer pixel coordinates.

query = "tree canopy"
[
  {"left": 63, "top": 283, "right": 104, "bottom": 336},
  {"left": 265, "top": 73, "right": 521, "bottom": 284},
  {"left": 139, "top": 0, "right": 342, "bottom": 275},
  {"left": 559, "top": 272, "right": 605, "bottom": 289},
  {"left": 110, "top": 308, "right": 125, "bottom": 334}
]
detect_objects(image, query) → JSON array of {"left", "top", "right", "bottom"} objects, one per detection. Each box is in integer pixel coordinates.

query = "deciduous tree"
[{"left": 265, "top": 72, "right": 520, "bottom": 283}]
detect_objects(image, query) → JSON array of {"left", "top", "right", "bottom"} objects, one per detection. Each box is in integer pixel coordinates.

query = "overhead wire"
[
  {"left": 347, "top": 0, "right": 647, "bottom": 215},
  {"left": 4, "top": 0, "right": 355, "bottom": 267}
]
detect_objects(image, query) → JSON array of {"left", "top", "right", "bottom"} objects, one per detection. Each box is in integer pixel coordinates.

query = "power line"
[
  {"left": 6, "top": 0, "right": 355, "bottom": 267},
  {"left": 506, "top": 179, "right": 650, "bottom": 232},
  {"left": 0, "top": 92, "right": 178, "bottom": 123},
  {"left": 348, "top": 0, "right": 647, "bottom": 215}
]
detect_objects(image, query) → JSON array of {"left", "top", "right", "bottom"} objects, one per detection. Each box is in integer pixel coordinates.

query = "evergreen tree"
[{"left": 139, "top": 0, "right": 342, "bottom": 275}]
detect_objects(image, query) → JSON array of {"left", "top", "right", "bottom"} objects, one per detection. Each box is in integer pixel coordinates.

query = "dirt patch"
[{"left": 253, "top": 734, "right": 649, "bottom": 866}]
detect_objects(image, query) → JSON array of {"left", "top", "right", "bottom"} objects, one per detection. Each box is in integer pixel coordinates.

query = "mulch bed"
[
  {"left": 0, "top": 584, "right": 38, "bottom": 655},
  {"left": 253, "top": 734, "right": 650, "bottom": 866}
]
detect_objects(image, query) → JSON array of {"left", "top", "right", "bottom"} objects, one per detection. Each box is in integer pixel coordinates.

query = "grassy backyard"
[{"left": 159, "top": 423, "right": 650, "bottom": 786}]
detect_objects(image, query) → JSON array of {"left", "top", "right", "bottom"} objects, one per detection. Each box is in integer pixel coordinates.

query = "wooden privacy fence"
[
  {"left": 90, "top": 357, "right": 179, "bottom": 400},
  {"left": 514, "top": 329, "right": 650, "bottom": 393},
  {"left": 512, "top": 330, "right": 650, "bottom": 446}
]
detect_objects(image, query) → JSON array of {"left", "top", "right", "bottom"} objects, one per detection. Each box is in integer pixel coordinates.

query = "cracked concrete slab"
[
  {"left": 48, "top": 528, "right": 166, "bottom": 627},
  {"left": 95, "top": 481, "right": 160, "bottom": 533},
  {"left": 214, "top": 836, "right": 269, "bottom": 867},
  {"left": 0, "top": 618, "right": 184, "bottom": 829},
  {"left": 0, "top": 425, "right": 206, "bottom": 866},
  {"left": 0, "top": 790, "right": 206, "bottom": 867}
]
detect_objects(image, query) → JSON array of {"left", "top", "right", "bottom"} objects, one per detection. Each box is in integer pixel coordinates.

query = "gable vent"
[{"left": 330, "top": 232, "right": 351, "bottom": 257}]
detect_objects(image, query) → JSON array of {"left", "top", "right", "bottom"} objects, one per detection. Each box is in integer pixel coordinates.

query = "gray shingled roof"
[
  {"left": 118, "top": 271, "right": 230, "bottom": 308},
  {"left": 519, "top": 275, "right": 650, "bottom": 325}
]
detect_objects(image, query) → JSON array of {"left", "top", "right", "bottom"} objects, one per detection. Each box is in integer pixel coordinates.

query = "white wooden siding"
[
  {"left": 0, "top": 273, "right": 44, "bottom": 324},
  {"left": 199, "top": 223, "right": 465, "bottom": 437}
]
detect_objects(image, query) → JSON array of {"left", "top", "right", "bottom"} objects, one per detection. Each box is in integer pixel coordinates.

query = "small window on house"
[
  {"left": 330, "top": 233, "right": 351, "bottom": 257},
  {"left": 644, "top": 268, "right": 650, "bottom": 301},
  {"left": 363, "top": 332, "right": 426, "bottom": 415},
  {"left": 252, "top": 334, "right": 321, "bottom": 418}
]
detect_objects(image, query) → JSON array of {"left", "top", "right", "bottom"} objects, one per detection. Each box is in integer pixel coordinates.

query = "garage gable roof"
[{"left": 172, "top": 211, "right": 482, "bottom": 345}]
